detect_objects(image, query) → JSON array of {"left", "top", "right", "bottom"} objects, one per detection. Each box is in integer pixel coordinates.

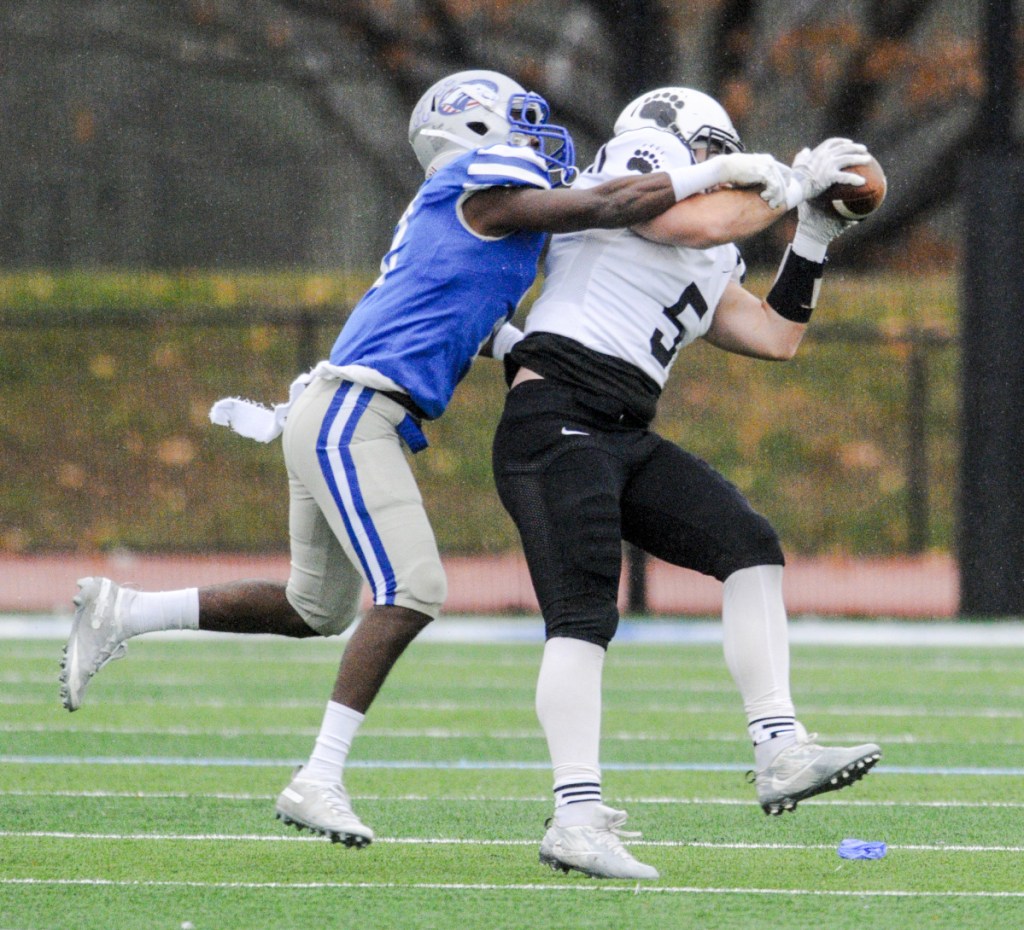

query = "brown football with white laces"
[{"left": 812, "top": 154, "right": 887, "bottom": 220}]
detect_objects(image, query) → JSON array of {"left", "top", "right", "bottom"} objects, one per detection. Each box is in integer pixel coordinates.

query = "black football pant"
[{"left": 492, "top": 379, "right": 784, "bottom": 648}]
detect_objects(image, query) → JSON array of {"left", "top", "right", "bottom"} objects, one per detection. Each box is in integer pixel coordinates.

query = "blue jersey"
[{"left": 329, "top": 145, "right": 553, "bottom": 420}]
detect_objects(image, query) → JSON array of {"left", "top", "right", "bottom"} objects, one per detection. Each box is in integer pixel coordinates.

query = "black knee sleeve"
[
  {"left": 544, "top": 596, "right": 619, "bottom": 650},
  {"left": 715, "top": 517, "right": 785, "bottom": 579}
]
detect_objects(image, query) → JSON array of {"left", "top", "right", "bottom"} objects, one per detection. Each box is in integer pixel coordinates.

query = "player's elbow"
[
  {"left": 756, "top": 310, "right": 806, "bottom": 360},
  {"left": 768, "top": 328, "right": 806, "bottom": 361},
  {"left": 771, "top": 341, "right": 801, "bottom": 362}
]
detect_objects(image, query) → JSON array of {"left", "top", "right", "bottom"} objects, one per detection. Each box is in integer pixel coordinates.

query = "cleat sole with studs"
[
  {"left": 275, "top": 811, "right": 372, "bottom": 849},
  {"left": 760, "top": 750, "right": 881, "bottom": 816},
  {"left": 539, "top": 853, "right": 572, "bottom": 874}
]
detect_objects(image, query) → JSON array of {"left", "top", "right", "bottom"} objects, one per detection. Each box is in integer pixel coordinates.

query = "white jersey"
[{"left": 524, "top": 126, "right": 745, "bottom": 389}]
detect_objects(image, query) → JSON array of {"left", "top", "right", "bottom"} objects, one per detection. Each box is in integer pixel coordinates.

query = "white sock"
[
  {"left": 122, "top": 588, "right": 199, "bottom": 637},
  {"left": 750, "top": 715, "right": 799, "bottom": 769},
  {"left": 552, "top": 764, "right": 603, "bottom": 826},
  {"left": 535, "top": 637, "right": 605, "bottom": 826},
  {"left": 721, "top": 565, "right": 798, "bottom": 768},
  {"left": 302, "top": 700, "right": 365, "bottom": 785}
]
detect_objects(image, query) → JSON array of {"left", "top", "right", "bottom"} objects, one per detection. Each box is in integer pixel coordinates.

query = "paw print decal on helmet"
[
  {"left": 636, "top": 91, "right": 685, "bottom": 129},
  {"left": 614, "top": 87, "right": 743, "bottom": 157}
]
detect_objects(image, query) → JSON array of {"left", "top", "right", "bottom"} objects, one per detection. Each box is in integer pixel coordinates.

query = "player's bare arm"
[
  {"left": 461, "top": 150, "right": 792, "bottom": 238},
  {"left": 461, "top": 174, "right": 681, "bottom": 237},
  {"left": 632, "top": 187, "right": 785, "bottom": 249},
  {"left": 633, "top": 136, "right": 876, "bottom": 250},
  {"left": 703, "top": 280, "right": 807, "bottom": 361}
]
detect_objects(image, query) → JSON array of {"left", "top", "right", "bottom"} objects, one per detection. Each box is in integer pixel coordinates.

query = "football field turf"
[{"left": 2, "top": 620, "right": 1023, "bottom": 929}]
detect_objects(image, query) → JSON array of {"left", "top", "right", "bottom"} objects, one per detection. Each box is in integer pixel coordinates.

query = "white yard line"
[
  {"left": 1, "top": 723, "right": 1017, "bottom": 747},
  {"left": 11, "top": 670, "right": 1024, "bottom": 702},
  {"left": 5, "top": 789, "right": 1024, "bottom": 808},
  {"left": 3, "top": 754, "right": 1024, "bottom": 776},
  {"left": 11, "top": 642, "right": 1024, "bottom": 675},
  {"left": 3, "top": 694, "right": 1024, "bottom": 720},
  {"left": 2, "top": 877, "right": 1023, "bottom": 898},
  {"left": 3, "top": 830, "right": 1024, "bottom": 853}
]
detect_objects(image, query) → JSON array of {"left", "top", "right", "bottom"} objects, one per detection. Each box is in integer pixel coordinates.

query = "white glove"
[
  {"left": 791, "top": 137, "right": 871, "bottom": 202},
  {"left": 716, "top": 152, "right": 790, "bottom": 209},
  {"left": 794, "top": 198, "right": 857, "bottom": 254}
]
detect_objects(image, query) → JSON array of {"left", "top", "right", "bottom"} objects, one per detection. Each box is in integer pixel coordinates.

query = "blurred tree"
[
  {"left": 762, "top": 0, "right": 982, "bottom": 262},
  {"left": 237, "top": 0, "right": 1015, "bottom": 269},
  {"left": 583, "top": 0, "right": 676, "bottom": 99},
  {"left": 0, "top": 0, "right": 1015, "bottom": 270}
]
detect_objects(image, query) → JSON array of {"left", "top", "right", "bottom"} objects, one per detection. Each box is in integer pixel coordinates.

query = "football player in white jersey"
[
  {"left": 59, "top": 72, "right": 849, "bottom": 849},
  {"left": 492, "top": 87, "right": 882, "bottom": 880}
]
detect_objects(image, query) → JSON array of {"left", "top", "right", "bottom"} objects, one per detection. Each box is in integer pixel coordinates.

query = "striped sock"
[
  {"left": 553, "top": 772, "right": 602, "bottom": 827},
  {"left": 749, "top": 715, "right": 798, "bottom": 769}
]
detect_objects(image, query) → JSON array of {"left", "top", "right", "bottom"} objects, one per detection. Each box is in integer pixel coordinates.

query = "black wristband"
[{"left": 767, "top": 245, "right": 824, "bottom": 324}]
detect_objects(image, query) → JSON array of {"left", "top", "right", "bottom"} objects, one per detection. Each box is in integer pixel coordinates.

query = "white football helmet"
[
  {"left": 408, "top": 69, "right": 576, "bottom": 183},
  {"left": 614, "top": 87, "right": 743, "bottom": 158}
]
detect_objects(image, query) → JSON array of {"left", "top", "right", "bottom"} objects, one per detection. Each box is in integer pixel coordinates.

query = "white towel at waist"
[{"left": 209, "top": 361, "right": 405, "bottom": 442}]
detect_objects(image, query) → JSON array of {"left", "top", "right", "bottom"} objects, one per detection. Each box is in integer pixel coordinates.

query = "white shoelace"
[
  {"left": 321, "top": 785, "right": 356, "bottom": 816},
  {"left": 595, "top": 812, "right": 644, "bottom": 860}
]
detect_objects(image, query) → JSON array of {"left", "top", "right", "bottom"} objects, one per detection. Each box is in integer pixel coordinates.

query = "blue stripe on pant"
[{"left": 315, "top": 382, "right": 398, "bottom": 605}]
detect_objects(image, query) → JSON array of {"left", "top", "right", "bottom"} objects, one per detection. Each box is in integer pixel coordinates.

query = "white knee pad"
[
  {"left": 395, "top": 557, "right": 447, "bottom": 620},
  {"left": 286, "top": 564, "right": 364, "bottom": 637}
]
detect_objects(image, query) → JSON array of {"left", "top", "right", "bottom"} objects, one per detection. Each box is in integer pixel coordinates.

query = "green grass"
[
  {"left": 3, "top": 628, "right": 1024, "bottom": 929},
  {"left": 0, "top": 269, "right": 374, "bottom": 316}
]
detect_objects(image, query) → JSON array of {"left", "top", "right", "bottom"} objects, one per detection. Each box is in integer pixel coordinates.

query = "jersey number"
[
  {"left": 649, "top": 281, "right": 708, "bottom": 368},
  {"left": 371, "top": 194, "right": 419, "bottom": 289}
]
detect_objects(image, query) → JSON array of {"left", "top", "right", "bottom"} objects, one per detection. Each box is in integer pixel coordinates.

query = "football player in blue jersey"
[{"left": 59, "top": 70, "right": 803, "bottom": 847}]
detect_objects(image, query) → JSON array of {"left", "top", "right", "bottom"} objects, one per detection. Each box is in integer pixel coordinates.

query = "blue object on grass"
[{"left": 838, "top": 838, "right": 887, "bottom": 860}]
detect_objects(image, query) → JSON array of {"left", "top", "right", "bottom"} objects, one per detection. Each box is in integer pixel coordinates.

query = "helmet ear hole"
[{"left": 466, "top": 121, "right": 489, "bottom": 136}]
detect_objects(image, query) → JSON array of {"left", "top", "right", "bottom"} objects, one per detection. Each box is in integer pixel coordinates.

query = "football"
[{"left": 812, "top": 154, "right": 887, "bottom": 220}]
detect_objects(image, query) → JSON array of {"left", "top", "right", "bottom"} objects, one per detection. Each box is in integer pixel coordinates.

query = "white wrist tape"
[
  {"left": 791, "top": 226, "right": 829, "bottom": 263},
  {"left": 491, "top": 323, "right": 524, "bottom": 361},
  {"left": 666, "top": 160, "right": 724, "bottom": 201}
]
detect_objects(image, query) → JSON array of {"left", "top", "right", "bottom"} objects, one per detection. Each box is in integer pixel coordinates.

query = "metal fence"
[{"left": 0, "top": 306, "right": 959, "bottom": 614}]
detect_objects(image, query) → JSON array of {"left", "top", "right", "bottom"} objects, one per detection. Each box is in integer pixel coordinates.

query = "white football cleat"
[
  {"left": 755, "top": 727, "right": 881, "bottom": 815},
  {"left": 539, "top": 804, "right": 658, "bottom": 880},
  {"left": 59, "top": 577, "right": 130, "bottom": 711},
  {"left": 276, "top": 768, "right": 374, "bottom": 848}
]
